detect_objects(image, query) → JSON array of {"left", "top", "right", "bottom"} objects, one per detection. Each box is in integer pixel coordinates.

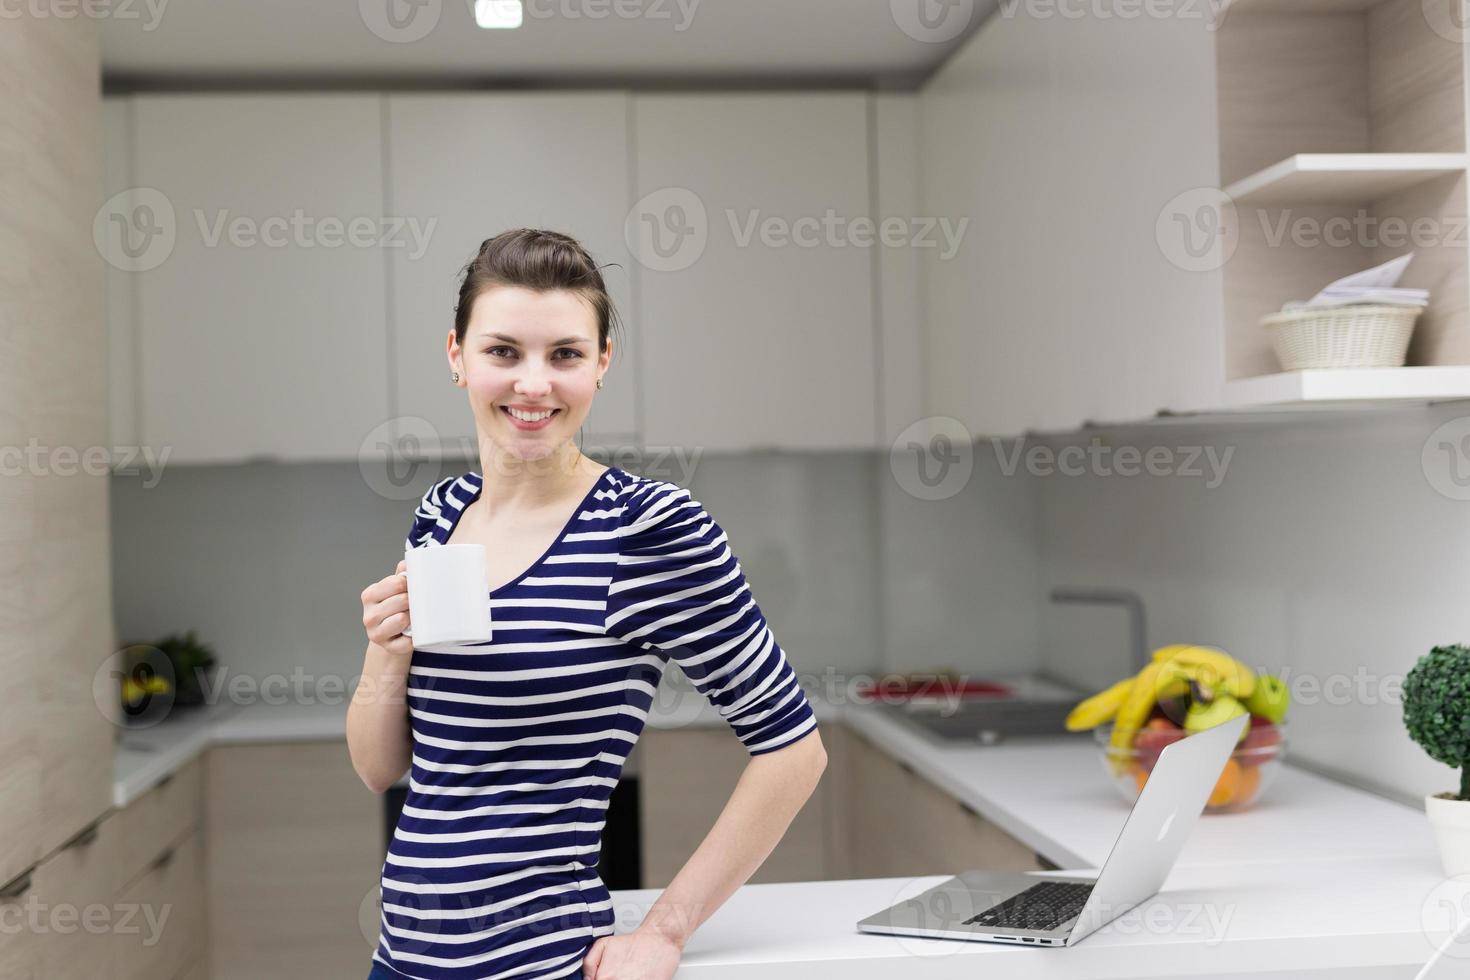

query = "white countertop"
[
  {"left": 111, "top": 684, "right": 842, "bottom": 807},
  {"left": 112, "top": 677, "right": 1467, "bottom": 977},
  {"left": 610, "top": 859, "right": 1469, "bottom": 978}
]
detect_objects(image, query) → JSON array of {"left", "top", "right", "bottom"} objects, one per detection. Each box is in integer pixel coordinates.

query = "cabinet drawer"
[
  {"left": 32, "top": 815, "right": 122, "bottom": 980},
  {"left": 0, "top": 871, "right": 41, "bottom": 980},
  {"left": 113, "top": 828, "right": 205, "bottom": 980},
  {"left": 112, "top": 758, "right": 203, "bottom": 894}
]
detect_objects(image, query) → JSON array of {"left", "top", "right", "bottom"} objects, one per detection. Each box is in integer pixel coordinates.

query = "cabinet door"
[
  {"left": 205, "top": 742, "right": 381, "bottom": 980},
  {"left": 103, "top": 96, "right": 138, "bottom": 453},
  {"left": 0, "top": 873, "right": 40, "bottom": 980},
  {"left": 843, "top": 727, "right": 924, "bottom": 879},
  {"left": 632, "top": 94, "right": 878, "bottom": 452},
  {"left": 33, "top": 530, "right": 114, "bottom": 858},
  {"left": 386, "top": 93, "right": 638, "bottom": 456},
  {"left": 130, "top": 95, "right": 391, "bottom": 463},
  {"left": 32, "top": 817, "right": 119, "bottom": 980},
  {"left": 639, "top": 726, "right": 831, "bottom": 886},
  {"left": 114, "top": 828, "right": 205, "bottom": 980}
]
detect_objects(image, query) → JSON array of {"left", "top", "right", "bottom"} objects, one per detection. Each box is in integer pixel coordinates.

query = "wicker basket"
[{"left": 1262, "top": 304, "right": 1420, "bottom": 371}]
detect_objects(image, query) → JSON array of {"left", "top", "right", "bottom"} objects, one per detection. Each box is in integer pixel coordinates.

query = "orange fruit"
[
  {"left": 1234, "top": 763, "right": 1261, "bottom": 806},
  {"left": 1207, "top": 759, "right": 1242, "bottom": 808},
  {"left": 1135, "top": 768, "right": 1149, "bottom": 794}
]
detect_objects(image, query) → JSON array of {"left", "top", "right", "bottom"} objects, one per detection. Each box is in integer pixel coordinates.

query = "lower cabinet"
[
  {"left": 0, "top": 756, "right": 207, "bottom": 980},
  {"left": 639, "top": 723, "right": 838, "bottom": 886},
  {"left": 204, "top": 741, "right": 382, "bottom": 980},
  {"left": 841, "top": 726, "right": 1042, "bottom": 879},
  {"left": 638, "top": 720, "right": 1040, "bottom": 888}
]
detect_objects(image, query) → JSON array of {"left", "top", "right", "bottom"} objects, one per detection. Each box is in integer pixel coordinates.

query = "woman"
[{"left": 350, "top": 228, "right": 827, "bottom": 980}]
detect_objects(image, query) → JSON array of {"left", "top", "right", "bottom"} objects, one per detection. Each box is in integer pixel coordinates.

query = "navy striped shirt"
[{"left": 371, "top": 464, "right": 818, "bottom": 980}]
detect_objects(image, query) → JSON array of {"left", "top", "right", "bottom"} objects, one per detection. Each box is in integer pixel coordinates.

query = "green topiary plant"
[{"left": 1403, "top": 644, "right": 1470, "bottom": 802}]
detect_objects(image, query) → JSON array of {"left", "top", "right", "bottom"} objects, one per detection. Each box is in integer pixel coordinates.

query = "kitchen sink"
[{"left": 873, "top": 695, "right": 1090, "bottom": 745}]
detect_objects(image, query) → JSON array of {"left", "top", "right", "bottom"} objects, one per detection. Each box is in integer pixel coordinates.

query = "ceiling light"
[{"left": 474, "top": 0, "right": 523, "bottom": 28}]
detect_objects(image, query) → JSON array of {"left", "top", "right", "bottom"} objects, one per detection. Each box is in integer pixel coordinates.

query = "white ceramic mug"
[{"left": 402, "top": 544, "right": 493, "bottom": 648}]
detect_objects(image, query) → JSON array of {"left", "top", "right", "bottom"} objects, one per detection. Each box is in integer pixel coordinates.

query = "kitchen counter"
[
  {"left": 112, "top": 679, "right": 1467, "bottom": 977},
  {"left": 111, "top": 682, "right": 844, "bottom": 806}
]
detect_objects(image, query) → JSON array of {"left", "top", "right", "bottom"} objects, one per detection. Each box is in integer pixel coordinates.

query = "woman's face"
[{"left": 449, "top": 285, "right": 610, "bottom": 465}]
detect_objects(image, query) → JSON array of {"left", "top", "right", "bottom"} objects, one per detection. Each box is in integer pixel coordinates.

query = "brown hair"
[{"left": 453, "top": 228, "right": 623, "bottom": 358}]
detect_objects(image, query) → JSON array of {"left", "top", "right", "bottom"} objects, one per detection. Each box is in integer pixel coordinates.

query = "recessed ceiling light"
[{"left": 474, "top": 0, "right": 523, "bottom": 28}]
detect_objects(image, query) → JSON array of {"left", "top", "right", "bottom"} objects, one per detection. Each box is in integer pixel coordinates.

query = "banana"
[
  {"left": 1152, "top": 645, "right": 1256, "bottom": 700},
  {"left": 1107, "top": 660, "right": 1189, "bottom": 775},
  {"left": 1065, "top": 677, "right": 1134, "bottom": 731}
]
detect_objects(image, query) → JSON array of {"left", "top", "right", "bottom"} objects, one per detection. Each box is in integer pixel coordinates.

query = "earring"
[
  {"left": 595, "top": 377, "right": 603, "bottom": 390},
  {"left": 452, "top": 372, "right": 459, "bottom": 383}
]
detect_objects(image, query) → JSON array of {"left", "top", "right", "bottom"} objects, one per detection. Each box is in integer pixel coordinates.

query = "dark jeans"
[{"left": 368, "top": 962, "right": 407, "bottom": 979}]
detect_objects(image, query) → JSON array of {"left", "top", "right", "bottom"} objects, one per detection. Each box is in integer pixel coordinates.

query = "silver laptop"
[{"left": 856, "top": 712, "right": 1248, "bottom": 948}]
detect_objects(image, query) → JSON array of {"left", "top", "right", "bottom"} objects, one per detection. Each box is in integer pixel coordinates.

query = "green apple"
[
  {"left": 1184, "top": 693, "right": 1249, "bottom": 742},
  {"left": 1243, "top": 674, "right": 1290, "bottom": 724}
]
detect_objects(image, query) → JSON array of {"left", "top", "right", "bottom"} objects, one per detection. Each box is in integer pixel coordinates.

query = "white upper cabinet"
[
  {"left": 631, "top": 93, "right": 878, "bottom": 452},
  {"left": 919, "top": 12, "right": 1223, "bottom": 437},
  {"left": 129, "top": 94, "right": 392, "bottom": 463},
  {"left": 102, "top": 96, "right": 137, "bottom": 453},
  {"left": 385, "top": 93, "right": 638, "bottom": 455}
]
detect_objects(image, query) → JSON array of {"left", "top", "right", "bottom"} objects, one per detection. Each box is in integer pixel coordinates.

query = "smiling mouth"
[{"left": 500, "top": 406, "right": 561, "bottom": 424}]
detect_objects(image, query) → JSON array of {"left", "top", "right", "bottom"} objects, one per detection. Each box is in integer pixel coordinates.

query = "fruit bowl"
[{"left": 1093, "top": 717, "right": 1287, "bottom": 813}]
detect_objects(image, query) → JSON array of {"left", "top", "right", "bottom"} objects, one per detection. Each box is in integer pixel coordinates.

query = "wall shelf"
[
  {"left": 1224, "top": 153, "right": 1468, "bottom": 205},
  {"left": 1222, "top": 366, "right": 1470, "bottom": 407}
]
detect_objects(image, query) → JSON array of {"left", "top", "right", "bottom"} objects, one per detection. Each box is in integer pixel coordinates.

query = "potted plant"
[
  {"left": 1403, "top": 643, "right": 1470, "bottom": 876},
  {"left": 117, "top": 630, "right": 218, "bottom": 724}
]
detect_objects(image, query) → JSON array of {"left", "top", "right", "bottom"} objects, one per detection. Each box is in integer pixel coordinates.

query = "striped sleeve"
[
  {"left": 405, "top": 475, "right": 455, "bottom": 550},
  {"left": 603, "top": 481, "right": 818, "bottom": 756}
]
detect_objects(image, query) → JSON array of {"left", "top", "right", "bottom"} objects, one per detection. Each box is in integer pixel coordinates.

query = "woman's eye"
[{"left": 483, "top": 346, "right": 581, "bottom": 360}]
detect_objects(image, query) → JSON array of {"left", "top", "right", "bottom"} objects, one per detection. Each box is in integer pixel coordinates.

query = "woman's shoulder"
[{"left": 406, "top": 471, "right": 481, "bottom": 548}]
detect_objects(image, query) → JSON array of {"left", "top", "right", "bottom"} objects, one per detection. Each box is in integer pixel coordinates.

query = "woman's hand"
[
  {"left": 361, "top": 559, "right": 413, "bottom": 660},
  {"left": 580, "top": 928, "right": 683, "bottom": 980}
]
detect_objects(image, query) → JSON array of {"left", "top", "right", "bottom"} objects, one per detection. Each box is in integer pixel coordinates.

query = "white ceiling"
[{"left": 99, "top": 0, "right": 990, "bottom": 89}]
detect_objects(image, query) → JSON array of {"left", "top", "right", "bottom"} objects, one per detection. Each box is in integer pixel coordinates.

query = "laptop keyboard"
[{"left": 962, "top": 880, "right": 1094, "bottom": 932}]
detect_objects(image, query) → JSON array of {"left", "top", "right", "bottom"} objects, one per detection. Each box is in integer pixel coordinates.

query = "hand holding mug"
[{"left": 361, "top": 559, "right": 412, "bottom": 660}]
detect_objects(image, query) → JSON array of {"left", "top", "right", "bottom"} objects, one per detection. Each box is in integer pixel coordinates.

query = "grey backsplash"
[{"left": 112, "top": 410, "right": 1469, "bottom": 804}]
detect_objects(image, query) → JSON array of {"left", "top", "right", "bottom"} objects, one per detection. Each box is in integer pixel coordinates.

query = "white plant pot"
[{"left": 1426, "top": 793, "right": 1470, "bottom": 877}]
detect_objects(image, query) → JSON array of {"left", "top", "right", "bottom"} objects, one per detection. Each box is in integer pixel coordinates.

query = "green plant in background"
[
  {"left": 120, "top": 629, "right": 218, "bottom": 712},
  {"left": 1403, "top": 644, "right": 1470, "bottom": 802}
]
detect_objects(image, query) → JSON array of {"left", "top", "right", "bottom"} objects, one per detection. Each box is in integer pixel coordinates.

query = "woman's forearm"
[
  {"left": 347, "top": 642, "right": 414, "bottom": 793},
  {"left": 636, "top": 731, "right": 828, "bottom": 949}
]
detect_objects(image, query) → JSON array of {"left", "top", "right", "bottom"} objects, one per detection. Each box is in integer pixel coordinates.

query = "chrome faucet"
[{"left": 1048, "top": 587, "right": 1149, "bottom": 675}]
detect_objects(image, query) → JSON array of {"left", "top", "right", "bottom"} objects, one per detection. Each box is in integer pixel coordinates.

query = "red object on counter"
[{"left": 853, "top": 678, "right": 1014, "bottom": 701}]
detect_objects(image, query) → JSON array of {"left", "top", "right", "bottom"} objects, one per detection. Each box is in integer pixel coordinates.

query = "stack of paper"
[{"left": 1280, "top": 253, "right": 1428, "bottom": 312}]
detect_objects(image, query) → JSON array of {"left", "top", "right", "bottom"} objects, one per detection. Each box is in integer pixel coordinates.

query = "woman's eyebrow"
[{"left": 483, "top": 332, "right": 588, "bottom": 346}]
